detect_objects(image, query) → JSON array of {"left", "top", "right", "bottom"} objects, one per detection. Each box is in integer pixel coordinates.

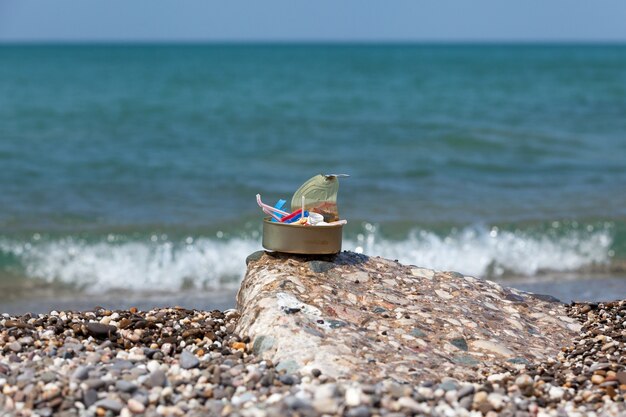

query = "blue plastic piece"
[{"left": 271, "top": 199, "right": 288, "bottom": 222}]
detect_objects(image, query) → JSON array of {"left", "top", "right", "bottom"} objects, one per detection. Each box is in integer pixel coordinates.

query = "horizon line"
[{"left": 2, "top": 39, "right": 626, "bottom": 46}]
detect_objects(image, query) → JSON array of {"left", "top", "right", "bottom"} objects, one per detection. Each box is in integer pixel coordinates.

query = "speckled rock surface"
[{"left": 236, "top": 251, "right": 579, "bottom": 383}]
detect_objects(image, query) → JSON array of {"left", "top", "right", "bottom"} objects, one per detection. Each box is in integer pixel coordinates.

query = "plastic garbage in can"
[{"left": 256, "top": 174, "right": 348, "bottom": 254}]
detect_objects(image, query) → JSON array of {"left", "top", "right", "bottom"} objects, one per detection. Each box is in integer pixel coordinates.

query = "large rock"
[{"left": 236, "top": 251, "right": 579, "bottom": 383}]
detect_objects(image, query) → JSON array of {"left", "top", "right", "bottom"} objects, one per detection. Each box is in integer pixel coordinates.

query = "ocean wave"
[
  {"left": 0, "top": 236, "right": 259, "bottom": 292},
  {"left": 0, "top": 223, "right": 615, "bottom": 292},
  {"left": 351, "top": 223, "right": 614, "bottom": 277}
]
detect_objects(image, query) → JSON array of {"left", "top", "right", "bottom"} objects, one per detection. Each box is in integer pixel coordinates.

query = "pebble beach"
[
  {"left": 1, "top": 300, "right": 625, "bottom": 417},
  {"left": 3, "top": 39, "right": 626, "bottom": 417}
]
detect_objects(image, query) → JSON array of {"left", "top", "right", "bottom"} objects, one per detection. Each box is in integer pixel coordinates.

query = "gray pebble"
[
  {"left": 212, "top": 388, "right": 227, "bottom": 400},
  {"left": 144, "top": 348, "right": 159, "bottom": 358},
  {"left": 450, "top": 337, "right": 468, "bottom": 351},
  {"left": 17, "top": 369, "right": 35, "bottom": 383},
  {"left": 115, "top": 380, "right": 137, "bottom": 393},
  {"left": 64, "top": 343, "right": 85, "bottom": 352},
  {"left": 83, "top": 389, "right": 98, "bottom": 407},
  {"left": 459, "top": 395, "right": 473, "bottom": 410},
  {"left": 589, "top": 362, "right": 611, "bottom": 372},
  {"left": 457, "top": 384, "right": 475, "bottom": 399},
  {"left": 130, "top": 368, "right": 148, "bottom": 378},
  {"left": 308, "top": 260, "right": 336, "bottom": 273},
  {"left": 279, "top": 374, "right": 295, "bottom": 385},
  {"left": 410, "top": 328, "right": 427, "bottom": 337},
  {"left": 438, "top": 380, "right": 459, "bottom": 392},
  {"left": 145, "top": 369, "right": 166, "bottom": 388},
  {"left": 83, "top": 379, "right": 107, "bottom": 390},
  {"left": 110, "top": 360, "right": 134, "bottom": 370},
  {"left": 180, "top": 350, "right": 200, "bottom": 369},
  {"left": 245, "top": 251, "right": 265, "bottom": 265},
  {"left": 94, "top": 398, "right": 124, "bottom": 413},
  {"left": 284, "top": 395, "right": 311, "bottom": 410},
  {"left": 252, "top": 336, "right": 275, "bottom": 355},
  {"left": 528, "top": 293, "right": 560, "bottom": 303},
  {"left": 276, "top": 359, "right": 299, "bottom": 374},
  {"left": 8, "top": 341, "right": 22, "bottom": 352},
  {"left": 387, "top": 383, "right": 406, "bottom": 398},
  {"left": 40, "top": 371, "right": 56, "bottom": 383},
  {"left": 347, "top": 406, "right": 372, "bottom": 417},
  {"left": 132, "top": 394, "right": 149, "bottom": 406}
]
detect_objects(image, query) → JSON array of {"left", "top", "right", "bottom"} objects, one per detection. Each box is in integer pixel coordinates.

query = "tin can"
[{"left": 262, "top": 218, "right": 343, "bottom": 254}]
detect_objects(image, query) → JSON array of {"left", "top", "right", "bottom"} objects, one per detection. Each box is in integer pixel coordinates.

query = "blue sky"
[{"left": 0, "top": 0, "right": 625, "bottom": 42}]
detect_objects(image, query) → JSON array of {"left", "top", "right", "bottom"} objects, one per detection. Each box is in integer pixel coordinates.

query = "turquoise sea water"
[{"left": 1, "top": 44, "right": 626, "bottom": 307}]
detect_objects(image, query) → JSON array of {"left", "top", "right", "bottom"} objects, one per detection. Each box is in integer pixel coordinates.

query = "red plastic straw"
[{"left": 280, "top": 209, "right": 304, "bottom": 223}]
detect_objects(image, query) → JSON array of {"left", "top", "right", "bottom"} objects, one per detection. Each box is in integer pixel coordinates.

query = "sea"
[{"left": 1, "top": 43, "right": 626, "bottom": 313}]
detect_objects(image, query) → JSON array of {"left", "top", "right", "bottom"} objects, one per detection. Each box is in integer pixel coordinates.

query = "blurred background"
[{"left": 1, "top": 0, "right": 626, "bottom": 313}]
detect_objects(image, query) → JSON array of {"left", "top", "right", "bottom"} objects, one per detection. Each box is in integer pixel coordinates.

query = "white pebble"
[
  {"left": 515, "top": 374, "right": 533, "bottom": 387},
  {"left": 127, "top": 399, "right": 145, "bottom": 414},
  {"left": 487, "top": 393, "right": 505, "bottom": 410},
  {"left": 549, "top": 386, "right": 565, "bottom": 400},
  {"left": 417, "top": 387, "right": 434, "bottom": 400},
  {"left": 147, "top": 360, "right": 160, "bottom": 373},
  {"left": 397, "top": 396, "right": 422, "bottom": 412},
  {"left": 345, "top": 386, "right": 361, "bottom": 407},
  {"left": 266, "top": 393, "right": 283, "bottom": 404},
  {"left": 487, "top": 372, "right": 510, "bottom": 383},
  {"left": 161, "top": 343, "right": 172, "bottom": 356},
  {"left": 40, "top": 330, "right": 55, "bottom": 340},
  {"left": 148, "top": 391, "right": 160, "bottom": 404}
]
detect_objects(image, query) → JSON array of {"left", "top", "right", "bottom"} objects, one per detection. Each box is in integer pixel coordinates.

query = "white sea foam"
[
  {"left": 0, "top": 224, "right": 614, "bottom": 292},
  {"left": 0, "top": 236, "right": 259, "bottom": 292},
  {"left": 348, "top": 224, "right": 613, "bottom": 277}
]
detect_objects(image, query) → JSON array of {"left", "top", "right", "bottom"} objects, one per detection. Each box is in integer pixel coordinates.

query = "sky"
[{"left": 0, "top": 0, "right": 625, "bottom": 43}]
